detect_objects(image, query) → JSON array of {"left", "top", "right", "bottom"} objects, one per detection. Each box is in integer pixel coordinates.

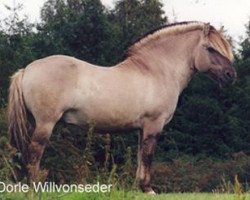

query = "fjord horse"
[{"left": 8, "top": 22, "right": 236, "bottom": 193}]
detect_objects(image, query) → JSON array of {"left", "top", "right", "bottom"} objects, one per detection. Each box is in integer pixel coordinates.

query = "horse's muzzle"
[{"left": 219, "top": 68, "right": 237, "bottom": 87}]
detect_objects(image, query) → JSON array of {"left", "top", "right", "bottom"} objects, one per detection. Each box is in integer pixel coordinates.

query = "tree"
[
  {"left": 38, "top": 0, "right": 115, "bottom": 65},
  {"left": 240, "top": 20, "right": 250, "bottom": 60},
  {"left": 0, "top": 3, "right": 34, "bottom": 106},
  {"left": 110, "top": 0, "right": 167, "bottom": 61}
]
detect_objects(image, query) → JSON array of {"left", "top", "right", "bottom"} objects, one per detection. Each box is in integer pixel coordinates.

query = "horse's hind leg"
[{"left": 27, "top": 122, "right": 54, "bottom": 183}]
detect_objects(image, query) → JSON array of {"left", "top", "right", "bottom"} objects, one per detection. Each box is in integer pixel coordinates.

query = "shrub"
[{"left": 151, "top": 155, "right": 250, "bottom": 193}]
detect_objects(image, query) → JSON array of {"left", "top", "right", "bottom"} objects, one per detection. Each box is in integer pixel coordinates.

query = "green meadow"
[{"left": 0, "top": 191, "right": 249, "bottom": 200}]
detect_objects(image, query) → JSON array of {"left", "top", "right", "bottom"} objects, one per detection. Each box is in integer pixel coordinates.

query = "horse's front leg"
[{"left": 136, "top": 121, "right": 162, "bottom": 194}]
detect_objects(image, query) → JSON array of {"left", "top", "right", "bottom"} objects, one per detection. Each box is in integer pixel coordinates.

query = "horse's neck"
[{"left": 122, "top": 31, "right": 201, "bottom": 93}]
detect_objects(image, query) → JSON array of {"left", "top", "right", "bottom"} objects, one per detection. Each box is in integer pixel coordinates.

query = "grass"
[{"left": 0, "top": 190, "right": 249, "bottom": 200}]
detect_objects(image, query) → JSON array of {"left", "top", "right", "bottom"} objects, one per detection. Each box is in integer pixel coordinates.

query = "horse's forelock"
[{"left": 208, "top": 28, "right": 234, "bottom": 62}]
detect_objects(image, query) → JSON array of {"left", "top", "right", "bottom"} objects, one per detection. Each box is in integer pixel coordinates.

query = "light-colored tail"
[{"left": 7, "top": 69, "right": 31, "bottom": 164}]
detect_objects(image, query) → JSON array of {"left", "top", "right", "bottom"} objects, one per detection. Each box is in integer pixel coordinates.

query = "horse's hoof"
[{"left": 146, "top": 190, "right": 156, "bottom": 195}]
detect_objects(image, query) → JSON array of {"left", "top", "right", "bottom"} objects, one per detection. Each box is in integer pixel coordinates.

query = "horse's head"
[{"left": 194, "top": 23, "right": 236, "bottom": 87}]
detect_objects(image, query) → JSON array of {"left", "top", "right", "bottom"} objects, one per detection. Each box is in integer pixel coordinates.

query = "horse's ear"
[
  {"left": 203, "top": 23, "right": 210, "bottom": 37},
  {"left": 219, "top": 26, "right": 224, "bottom": 33}
]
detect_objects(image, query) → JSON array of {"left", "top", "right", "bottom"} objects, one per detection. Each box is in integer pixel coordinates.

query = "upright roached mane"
[
  {"left": 7, "top": 21, "right": 236, "bottom": 194},
  {"left": 128, "top": 21, "right": 233, "bottom": 62}
]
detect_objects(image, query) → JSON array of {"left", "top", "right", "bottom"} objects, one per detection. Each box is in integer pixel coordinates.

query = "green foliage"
[
  {"left": 110, "top": 0, "right": 167, "bottom": 61},
  {"left": 0, "top": 109, "right": 19, "bottom": 182},
  {"left": 152, "top": 155, "right": 250, "bottom": 193},
  {"left": 40, "top": 124, "right": 138, "bottom": 188},
  {"left": 0, "top": 4, "right": 35, "bottom": 106},
  {"left": 234, "top": 175, "right": 247, "bottom": 200},
  {"left": 38, "top": 0, "right": 116, "bottom": 65}
]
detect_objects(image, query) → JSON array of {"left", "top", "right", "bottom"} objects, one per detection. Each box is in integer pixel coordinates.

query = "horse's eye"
[{"left": 207, "top": 46, "right": 216, "bottom": 53}]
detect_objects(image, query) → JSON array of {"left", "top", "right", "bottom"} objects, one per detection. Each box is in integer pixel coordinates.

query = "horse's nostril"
[{"left": 225, "top": 71, "right": 233, "bottom": 80}]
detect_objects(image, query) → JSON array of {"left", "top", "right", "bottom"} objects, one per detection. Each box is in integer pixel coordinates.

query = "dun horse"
[{"left": 8, "top": 22, "right": 236, "bottom": 193}]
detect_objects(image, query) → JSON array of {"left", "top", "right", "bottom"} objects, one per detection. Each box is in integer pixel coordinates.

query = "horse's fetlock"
[{"left": 139, "top": 180, "right": 153, "bottom": 193}]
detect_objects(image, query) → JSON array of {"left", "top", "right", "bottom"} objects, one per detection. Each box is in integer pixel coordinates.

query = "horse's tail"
[{"left": 7, "top": 69, "right": 31, "bottom": 165}]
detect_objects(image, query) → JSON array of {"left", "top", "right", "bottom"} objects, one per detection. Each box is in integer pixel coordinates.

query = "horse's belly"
[{"left": 63, "top": 106, "right": 142, "bottom": 131}]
